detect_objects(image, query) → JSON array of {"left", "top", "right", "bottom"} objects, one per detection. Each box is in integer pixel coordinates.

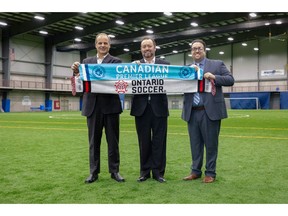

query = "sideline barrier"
[{"left": 30, "top": 105, "right": 45, "bottom": 111}]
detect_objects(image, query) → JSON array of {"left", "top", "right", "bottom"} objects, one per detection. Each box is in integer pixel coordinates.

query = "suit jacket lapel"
[{"left": 102, "top": 54, "right": 111, "bottom": 63}]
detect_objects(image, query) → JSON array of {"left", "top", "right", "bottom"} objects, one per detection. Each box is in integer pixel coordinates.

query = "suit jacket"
[
  {"left": 130, "top": 58, "right": 170, "bottom": 117},
  {"left": 81, "top": 54, "right": 123, "bottom": 117},
  {"left": 182, "top": 58, "right": 234, "bottom": 121}
]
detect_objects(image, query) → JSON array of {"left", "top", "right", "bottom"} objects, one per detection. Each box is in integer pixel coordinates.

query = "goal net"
[{"left": 224, "top": 97, "right": 260, "bottom": 109}]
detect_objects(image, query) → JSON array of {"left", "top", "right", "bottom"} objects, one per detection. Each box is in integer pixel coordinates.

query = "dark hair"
[
  {"left": 141, "top": 37, "right": 156, "bottom": 47},
  {"left": 191, "top": 39, "right": 206, "bottom": 50}
]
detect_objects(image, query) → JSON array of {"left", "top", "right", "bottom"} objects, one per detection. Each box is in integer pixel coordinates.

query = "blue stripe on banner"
[{"left": 79, "top": 63, "right": 203, "bottom": 81}]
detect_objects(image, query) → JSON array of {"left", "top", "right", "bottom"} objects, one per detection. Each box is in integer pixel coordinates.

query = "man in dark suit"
[
  {"left": 182, "top": 39, "right": 234, "bottom": 183},
  {"left": 130, "top": 37, "right": 170, "bottom": 183},
  {"left": 71, "top": 33, "right": 125, "bottom": 184}
]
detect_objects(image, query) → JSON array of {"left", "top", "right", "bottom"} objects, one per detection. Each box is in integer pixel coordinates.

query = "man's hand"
[
  {"left": 204, "top": 72, "right": 215, "bottom": 80},
  {"left": 71, "top": 62, "right": 80, "bottom": 77},
  {"left": 132, "top": 60, "right": 141, "bottom": 65}
]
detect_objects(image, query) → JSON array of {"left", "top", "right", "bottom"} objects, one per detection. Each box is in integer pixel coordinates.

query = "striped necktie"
[{"left": 193, "top": 63, "right": 201, "bottom": 105}]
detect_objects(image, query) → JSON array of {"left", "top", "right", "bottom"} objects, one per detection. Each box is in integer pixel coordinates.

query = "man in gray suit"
[
  {"left": 131, "top": 37, "right": 170, "bottom": 183},
  {"left": 182, "top": 39, "right": 234, "bottom": 183},
  {"left": 71, "top": 33, "right": 125, "bottom": 184}
]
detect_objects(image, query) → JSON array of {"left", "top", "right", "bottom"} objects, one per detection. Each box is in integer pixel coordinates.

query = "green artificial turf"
[{"left": 0, "top": 109, "right": 288, "bottom": 204}]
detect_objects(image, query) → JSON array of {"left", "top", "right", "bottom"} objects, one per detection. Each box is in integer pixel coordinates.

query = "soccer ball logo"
[{"left": 114, "top": 80, "right": 128, "bottom": 94}]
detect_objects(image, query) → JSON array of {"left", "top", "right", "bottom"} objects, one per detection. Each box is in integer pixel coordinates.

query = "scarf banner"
[
  {"left": 79, "top": 63, "right": 203, "bottom": 81},
  {"left": 72, "top": 63, "right": 204, "bottom": 95}
]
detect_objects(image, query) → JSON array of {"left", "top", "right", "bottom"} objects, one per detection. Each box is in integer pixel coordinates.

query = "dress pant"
[
  {"left": 87, "top": 103, "right": 120, "bottom": 175},
  {"left": 135, "top": 104, "right": 167, "bottom": 178},
  {"left": 187, "top": 109, "right": 221, "bottom": 177}
]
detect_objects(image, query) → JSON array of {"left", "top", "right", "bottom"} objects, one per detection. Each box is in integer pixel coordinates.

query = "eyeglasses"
[{"left": 191, "top": 47, "right": 204, "bottom": 52}]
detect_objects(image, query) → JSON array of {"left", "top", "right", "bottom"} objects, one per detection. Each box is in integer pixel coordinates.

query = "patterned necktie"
[
  {"left": 193, "top": 63, "right": 201, "bottom": 105},
  {"left": 210, "top": 79, "right": 216, "bottom": 96},
  {"left": 71, "top": 76, "right": 77, "bottom": 96},
  {"left": 193, "top": 92, "right": 200, "bottom": 105}
]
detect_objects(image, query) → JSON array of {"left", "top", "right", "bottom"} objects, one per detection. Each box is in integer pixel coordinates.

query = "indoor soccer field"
[{"left": 0, "top": 109, "right": 287, "bottom": 204}]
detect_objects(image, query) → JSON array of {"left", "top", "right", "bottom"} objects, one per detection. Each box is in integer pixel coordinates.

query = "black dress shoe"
[
  {"left": 137, "top": 175, "right": 150, "bottom": 182},
  {"left": 84, "top": 173, "right": 98, "bottom": 184},
  {"left": 111, "top": 173, "right": 125, "bottom": 182},
  {"left": 153, "top": 176, "right": 166, "bottom": 183}
]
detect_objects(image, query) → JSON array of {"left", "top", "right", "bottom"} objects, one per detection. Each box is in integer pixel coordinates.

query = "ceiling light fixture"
[
  {"left": 34, "top": 15, "right": 45, "bottom": 20},
  {"left": 116, "top": 20, "right": 124, "bottom": 25},
  {"left": 146, "top": 29, "right": 153, "bottom": 34},
  {"left": 0, "top": 21, "right": 8, "bottom": 26},
  {"left": 190, "top": 22, "right": 198, "bottom": 27},
  {"left": 39, "top": 30, "right": 48, "bottom": 35},
  {"left": 75, "top": 26, "right": 84, "bottom": 30},
  {"left": 74, "top": 38, "right": 81, "bottom": 42},
  {"left": 164, "top": 12, "right": 172, "bottom": 16},
  {"left": 249, "top": 13, "right": 257, "bottom": 18}
]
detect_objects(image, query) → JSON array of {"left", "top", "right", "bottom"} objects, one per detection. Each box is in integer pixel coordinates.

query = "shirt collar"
[
  {"left": 97, "top": 53, "right": 109, "bottom": 64},
  {"left": 144, "top": 57, "right": 155, "bottom": 64}
]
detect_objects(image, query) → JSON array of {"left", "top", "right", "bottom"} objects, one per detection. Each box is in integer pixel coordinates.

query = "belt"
[{"left": 192, "top": 106, "right": 205, "bottom": 110}]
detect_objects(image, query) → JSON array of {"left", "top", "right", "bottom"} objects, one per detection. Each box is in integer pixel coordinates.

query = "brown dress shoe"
[
  {"left": 203, "top": 176, "right": 215, "bottom": 183},
  {"left": 183, "top": 173, "right": 201, "bottom": 181}
]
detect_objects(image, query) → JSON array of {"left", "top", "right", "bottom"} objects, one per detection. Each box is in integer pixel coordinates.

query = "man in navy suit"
[
  {"left": 182, "top": 39, "right": 234, "bottom": 183},
  {"left": 71, "top": 33, "right": 125, "bottom": 184},
  {"left": 130, "top": 37, "right": 170, "bottom": 183}
]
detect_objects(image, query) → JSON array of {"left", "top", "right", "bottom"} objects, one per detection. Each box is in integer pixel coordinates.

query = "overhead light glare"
[
  {"left": 123, "top": 48, "right": 130, "bottom": 52},
  {"left": 39, "top": 30, "right": 48, "bottom": 35},
  {"left": 219, "top": 51, "right": 224, "bottom": 55},
  {"left": 190, "top": 22, "right": 198, "bottom": 27},
  {"left": 242, "top": 43, "right": 247, "bottom": 46},
  {"left": 75, "top": 26, "right": 84, "bottom": 30},
  {"left": 0, "top": 21, "right": 8, "bottom": 26},
  {"left": 116, "top": 20, "right": 124, "bottom": 25},
  {"left": 146, "top": 29, "right": 154, "bottom": 34},
  {"left": 164, "top": 12, "right": 172, "bottom": 16},
  {"left": 249, "top": 13, "right": 257, "bottom": 18},
  {"left": 34, "top": 15, "right": 45, "bottom": 20},
  {"left": 228, "top": 37, "right": 234, "bottom": 41},
  {"left": 74, "top": 38, "right": 81, "bottom": 42},
  {"left": 108, "top": 34, "right": 115, "bottom": 38}
]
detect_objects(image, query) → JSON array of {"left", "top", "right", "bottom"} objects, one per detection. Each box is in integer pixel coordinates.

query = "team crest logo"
[
  {"left": 92, "top": 65, "right": 105, "bottom": 78},
  {"left": 114, "top": 80, "right": 128, "bottom": 94},
  {"left": 179, "top": 66, "right": 195, "bottom": 79}
]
